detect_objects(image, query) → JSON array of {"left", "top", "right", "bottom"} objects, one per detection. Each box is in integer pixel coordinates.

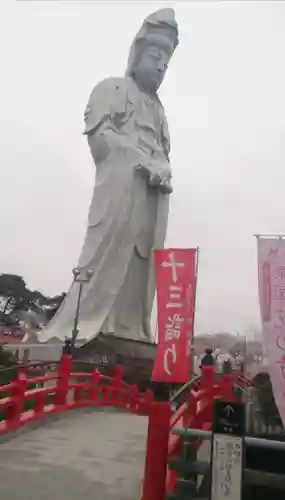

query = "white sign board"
[{"left": 210, "top": 433, "right": 243, "bottom": 500}]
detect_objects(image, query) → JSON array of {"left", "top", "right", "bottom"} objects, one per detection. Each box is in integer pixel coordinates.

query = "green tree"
[
  {"left": 253, "top": 372, "right": 283, "bottom": 428},
  {"left": 0, "top": 274, "right": 29, "bottom": 316},
  {"left": 0, "top": 273, "right": 65, "bottom": 326},
  {"left": 40, "top": 292, "right": 66, "bottom": 321}
]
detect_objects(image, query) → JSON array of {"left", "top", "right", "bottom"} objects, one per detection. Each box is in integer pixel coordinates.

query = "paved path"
[{"left": 0, "top": 408, "right": 148, "bottom": 500}]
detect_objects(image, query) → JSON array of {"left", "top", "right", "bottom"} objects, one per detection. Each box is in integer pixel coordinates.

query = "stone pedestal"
[{"left": 73, "top": 333, "right": 157, "bottom": 390}]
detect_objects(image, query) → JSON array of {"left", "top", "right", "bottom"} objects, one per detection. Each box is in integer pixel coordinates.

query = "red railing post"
[
  {"left": 130, "top": 384, "right": 139, "bottom": 413},
  {"left": 112, "top": 365, "right": 123, "bottom": 407},
  {"left": 221, "top": 373, "right": 235, "bottom": 400},
  {"left": 87, "top": 369, "right": 100, "bottom": 402},
  {"left": 138, "top": 388, "right": 152, "bottom": 416},
  {"left": 142, "top": 385, "right": 171, "bottom": 500},
  {"left": 54, "top": 355, "right": 72, "bottom": 408},
  {"left": 144, "top": 388, "right": 153, "bottom": 415},
  {"left": 200, "top": 365, "right": 215, "bottom": 390},
  {"left": 182, "top": 389, "right": 197, "bottom": 428},
  {"left": 73, "top": 387, "right": 82, "bottom": 403},
  {"left": 34, "top": 391, "right": 46, "bottom": 418},
  {"left": 6, "top": 370, "right": 27, "bottom": 430}
]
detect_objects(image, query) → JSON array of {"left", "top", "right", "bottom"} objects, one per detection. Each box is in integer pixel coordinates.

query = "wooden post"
[
  {"left": 87, "top": 369, "right": 100, "bottom": 402},
  {"left": 34, "top": 391, "right": 46, "bottom": 418},
  {"left": 130, "top": 384, "right": 139, "bottom": 412},
  {"left": 113, "top": 365, "right": 123, "bottom": 406},
  {"left": 222, "top": 373, "right": 235, "bottom": 400},
  {"left": 189, "top": 246, "right": 200, "bottom": 378},
  {"left": 142, "top": 383, "right": 171, "bottom": 500},
  {"left": 6, "top": 370, "right": 27, "bottom": 430},
  {"left": 200, "top": 365, "right": 215, "bottom": 390},
  {"left": 54, "top": 355, "right": 72, "bottom": 407}
]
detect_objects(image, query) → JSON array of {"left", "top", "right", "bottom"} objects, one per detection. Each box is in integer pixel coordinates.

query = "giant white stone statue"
[{"left": 40, "top": 8, "right": 179, "bottom": 343}]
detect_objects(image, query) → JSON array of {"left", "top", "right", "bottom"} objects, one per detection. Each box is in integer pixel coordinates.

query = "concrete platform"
[{"left": 0, "top": 408, "right": 147, "bottom": 500}]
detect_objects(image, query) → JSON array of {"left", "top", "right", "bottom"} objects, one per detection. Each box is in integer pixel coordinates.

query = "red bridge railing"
[
  {"left": 142, "top": 366, "right": 251, "bottom": 500},
  {"left": 0, "top": 356, "right": 250, "bottom": 500},
  {"left": 0, "top": 354, "right": 152, "bottom": 435}
]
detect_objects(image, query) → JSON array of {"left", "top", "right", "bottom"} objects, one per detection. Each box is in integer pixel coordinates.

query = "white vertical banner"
[
  {"left": 211, "top": 434, "right": 243, "bottom": 500},
  {"left": 210, "top": 400, "right": 245, "bottom": 500},
  {"left": 256, "top": 236, "right": 285, "bottom": 425}
]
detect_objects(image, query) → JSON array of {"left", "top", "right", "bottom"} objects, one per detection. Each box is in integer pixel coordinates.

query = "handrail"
[
  {"left": 0, "top": 357, "right": 256, "bottom": 500},
  {"left": 0, "top": 354, "right": 152, "bottom": 435},
  {"left": 170, "top": 374, "right": 200, "bottom": 405},
  {"left": 170, "top": 368, "right": 249, "bottom": 404},
  {"left": 164, "top": 367, "right": 253, "bottom": 495},
  {"left": 172, "top": 427, "right": 285, "bottom": 451},
  {"left": 233, "top": 383, "right": 250, "bottom": 397},
  {"left": 0, "top": 359, "right": 104, "bottom": 375},
  {"left": 0, "top": 360, "right": 61, "bottom": 376}
]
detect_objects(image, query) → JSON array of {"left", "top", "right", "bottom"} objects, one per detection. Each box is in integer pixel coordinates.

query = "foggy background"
[{"left": 1, "top": 1, "right": 284, "bottom": 336}]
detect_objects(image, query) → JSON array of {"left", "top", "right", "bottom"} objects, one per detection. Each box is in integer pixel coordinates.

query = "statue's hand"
[
  {"left": 135, "top": 164, "right": 161, "bottom": 186},
  {"left": 135, "top": 163, "right": 172, "bottom": 193},
  {"left": 149, "top": 173, "right": 161, "bottom": 187},
  {"left": 159, "top": 178, "right": 173, "bottom": 194},
  {"left": 135, "top": 164, "right": 149, "bottom": 178}
]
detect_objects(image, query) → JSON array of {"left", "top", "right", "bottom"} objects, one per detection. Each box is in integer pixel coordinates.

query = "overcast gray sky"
[{"left": 1, "top": 1, "right": 284, "bottom": 335}]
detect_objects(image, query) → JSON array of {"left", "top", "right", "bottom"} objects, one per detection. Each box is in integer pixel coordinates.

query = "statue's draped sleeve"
[
  {"left": 161, "top": 115, "right": 171, "bottom": 162},
  {"left": 83, "top": 77, "right": 129, "bottom": 135}
]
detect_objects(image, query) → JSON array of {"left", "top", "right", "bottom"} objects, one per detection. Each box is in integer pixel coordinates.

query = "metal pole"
[
  {"left": 71, "top": 282, "right": 83, "bottom": 348},
  {"left": 173, "top": 427, "right": 285, "bottom": 451},
  {"left": 183, "top": 248, "right": 200, "bottom": 491},
  {"left": 254, "top": 234, "right": 285, "bottom": 239},
  {"left": 184, "top": 247, "right": 200, "bottom": 427},
  {"left": 190, "top": 246, "right": 200, "bottom": 378}
]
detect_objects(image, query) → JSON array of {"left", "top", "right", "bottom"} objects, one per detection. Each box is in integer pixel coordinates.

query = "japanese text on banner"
[
  {"left": 152, "top": 249, "right": 196, "bottom": 383},
  {"left": 257, "top": 238, "right": 285, "bottom": 425}
]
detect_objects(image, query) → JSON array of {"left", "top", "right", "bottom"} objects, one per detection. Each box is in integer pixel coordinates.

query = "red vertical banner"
[{"left": 152, "top": 248, "right": 197, "bottom": 383}]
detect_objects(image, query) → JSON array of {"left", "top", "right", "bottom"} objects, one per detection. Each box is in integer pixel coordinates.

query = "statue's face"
[{"left": 133, "top": 41, "right": 172, "bottom": 93}]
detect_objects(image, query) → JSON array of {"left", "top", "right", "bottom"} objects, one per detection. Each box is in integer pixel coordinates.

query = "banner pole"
[
  {"left": 254, "top": 233, "right": 285, "bottom": 239},
  {"left": 183, "top": 246, "right": 200, "bottom": 474},
  {"left": 190, "top": 246, "right": 200, "bottom": 379},
  {"left": 185, "top": 246, "right": 200, "bottom": 431}
]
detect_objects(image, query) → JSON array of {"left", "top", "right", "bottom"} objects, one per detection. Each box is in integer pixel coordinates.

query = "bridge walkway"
[{"left": 0, "top": 408, "right": 147, "bottom": 500}]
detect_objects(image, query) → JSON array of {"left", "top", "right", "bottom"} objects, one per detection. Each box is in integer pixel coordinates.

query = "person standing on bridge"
[{"left": 200, "top": 348, "right": 215, "bottom": 367}]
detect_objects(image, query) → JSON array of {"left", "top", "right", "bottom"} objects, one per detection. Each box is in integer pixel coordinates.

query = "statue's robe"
[{"left": 40, "top": 76, "right": 171, "bottom": 342}]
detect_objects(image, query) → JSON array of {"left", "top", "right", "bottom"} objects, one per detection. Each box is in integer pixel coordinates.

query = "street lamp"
[{"left": 71, "top": 267, "right": 93, "bottom": 349}]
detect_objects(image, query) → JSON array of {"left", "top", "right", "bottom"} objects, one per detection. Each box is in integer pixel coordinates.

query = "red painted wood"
[
  {"left": 0, "top": 354, "right": 251, "bottom": 500},
  {"left": 142, "top": 400, "right": 171, "bottom": 500},
  {"left": 0, "top": 354, "right": 153, "bottom": 435},
  {"left": 164, "top": 366, "right": 250, "bottom": 496}
]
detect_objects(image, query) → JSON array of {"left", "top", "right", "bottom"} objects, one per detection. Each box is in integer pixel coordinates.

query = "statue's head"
[{"left": 126, "top": 8, "right": 179, "bottom": 94}]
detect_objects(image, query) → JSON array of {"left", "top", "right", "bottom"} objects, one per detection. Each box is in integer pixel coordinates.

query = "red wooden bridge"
[{"left": 0, "top": 355, "right": 268, "bottom": 499}]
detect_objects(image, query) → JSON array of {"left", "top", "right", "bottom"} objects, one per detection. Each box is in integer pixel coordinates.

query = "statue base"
[{"left": 73, "top": 333, "right": 157, "bottom": 390}]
